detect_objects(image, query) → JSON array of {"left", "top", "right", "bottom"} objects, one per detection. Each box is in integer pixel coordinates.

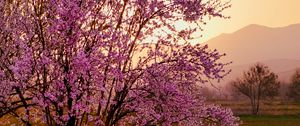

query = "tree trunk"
[
  {"left": 66, "top": 116, "right": 76, "bottom": 126},
  {"left": 255, "top": 103, "right": 260, "bottom": 115}
]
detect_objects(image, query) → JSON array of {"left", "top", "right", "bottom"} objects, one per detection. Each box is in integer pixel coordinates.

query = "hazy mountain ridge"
[
  {"left": 204, "top": 23, "right": 300, "bottom": 86},
  {"left": 205, "top": 23, "right": 300, "bottom": 65},
  {"left": 225, "top": 59, "right": 300, "bottom": 82}
]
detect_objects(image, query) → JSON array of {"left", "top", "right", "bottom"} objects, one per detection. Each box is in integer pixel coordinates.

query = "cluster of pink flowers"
[{"left": 0, "top": 0, "right": 238, "bottom": 125}]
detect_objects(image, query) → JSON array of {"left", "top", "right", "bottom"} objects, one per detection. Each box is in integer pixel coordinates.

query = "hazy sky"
[{"left": 193, "top": 0, "right": 300, "bottom": 43}]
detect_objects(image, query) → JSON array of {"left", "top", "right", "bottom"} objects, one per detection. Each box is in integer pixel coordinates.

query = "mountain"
[
  {"left": 204, "top": 23, "right": 300, "bottom": 90},
  {"left": 223, "top": 59, "right": 300, "bottom": 83},
  {"left": 205, "top": 23, "right": 300, "bottom": 65}
]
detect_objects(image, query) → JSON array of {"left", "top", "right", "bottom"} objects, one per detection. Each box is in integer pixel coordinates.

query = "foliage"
[
  {"left": 0, "top": 0, "right": 238, "bottom": 126},
  {"left": 287, "top": 69, "right": 300, "bottom": 101},
  {"left": 231, "top": 63, "right": 280, "bottom": 115}
]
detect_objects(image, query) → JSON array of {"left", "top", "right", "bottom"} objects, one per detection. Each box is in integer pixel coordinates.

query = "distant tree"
[
  {"left": 226, "top": 82, "right": 247, "bottom": 101},
  {"left": 278, "top": 81, "right": 290, "bottom": 101},
  {"left": 230, "top": 63, "right": 280, "bottom": 115},
  {"left": 287, "top": 69, "right": 300, "bottom": 101}
]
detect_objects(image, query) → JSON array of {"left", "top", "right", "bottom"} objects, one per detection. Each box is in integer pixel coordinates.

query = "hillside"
[
  {"left": 205, "top": 23, "right": 300, "bottom": 65},
  {"left": 203, "top": 24, "right": 300, "bottom": 92}
]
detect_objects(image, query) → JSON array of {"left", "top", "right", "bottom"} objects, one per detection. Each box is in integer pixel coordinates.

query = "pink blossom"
[{"left": 0, "top": 0, "right": 237, "bottom": 125}]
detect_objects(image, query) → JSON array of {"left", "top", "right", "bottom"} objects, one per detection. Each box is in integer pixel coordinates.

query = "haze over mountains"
[{"left": 204, "top": 23, "right": 300, "bottom": 86}]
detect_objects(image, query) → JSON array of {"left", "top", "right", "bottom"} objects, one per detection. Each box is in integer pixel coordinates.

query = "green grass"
[
  {"left": 213, "top": 100, "right": 300, "bottom": 115},
  {"left": 210, "top": 100, "right": 300, "bottom": 126},
  {"left": 239, "top": 115, "right": 300, "bottom": 126}
]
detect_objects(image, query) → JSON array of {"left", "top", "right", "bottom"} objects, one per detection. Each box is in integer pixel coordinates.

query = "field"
[
  {"left": 240, "top": 115, "right": 300, "bottom": 126},
  {"left": 213, "top": 100, "right": 300, "bottom": 126},
  {"left": 2, "top": 100, "right": 300, "bottom": 125}
]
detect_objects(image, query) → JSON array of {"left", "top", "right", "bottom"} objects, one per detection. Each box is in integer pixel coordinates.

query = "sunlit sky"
[{"left": 193, "top": 0, "right": 300, "bottom": 43}]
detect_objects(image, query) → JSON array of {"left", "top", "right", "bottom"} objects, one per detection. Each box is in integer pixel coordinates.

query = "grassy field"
[
  {"left": 212, "top": 100, "right": 300, "bottom": 126},
  {"left": 240, "top": 115, "right": 300, "bottom": 126},
  {"left": 2, "top": 100, "right": 300, "bottom": 125},
  {"left": 213, "top": 100, "right": 300, "bottom": 115}
]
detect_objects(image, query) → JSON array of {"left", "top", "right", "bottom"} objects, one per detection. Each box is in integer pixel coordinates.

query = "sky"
[{"left": 192, "top": 0, "right": 300, "bottom": 43}]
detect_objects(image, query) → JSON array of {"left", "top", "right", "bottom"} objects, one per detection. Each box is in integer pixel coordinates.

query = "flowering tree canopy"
[{"left": 0, "top": 0, "right": 238, "bottom": 125}]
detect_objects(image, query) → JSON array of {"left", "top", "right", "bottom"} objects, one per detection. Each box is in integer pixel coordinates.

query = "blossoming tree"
[{"left": 0, "top": 0, "right": 238, "bottom": 125}]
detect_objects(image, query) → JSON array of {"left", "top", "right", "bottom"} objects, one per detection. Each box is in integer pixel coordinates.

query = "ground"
[
  {"left": 214, "top": 100, "right": 300, "bottom": 126},
  {"left": 1, "top": 100, "right": 300, "bottom": 125},
  {"left": 240, "top": 115, "right": 300, "bottom": 126}
]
